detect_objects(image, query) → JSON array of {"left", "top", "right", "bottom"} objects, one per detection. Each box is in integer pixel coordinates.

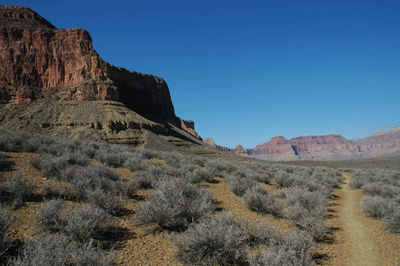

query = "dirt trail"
[
  {"left": 323, "top": 172, "right": 400, "bottom": 266},
  {"left": 339, "top": 172, "right": 379, "bottom": 265}
]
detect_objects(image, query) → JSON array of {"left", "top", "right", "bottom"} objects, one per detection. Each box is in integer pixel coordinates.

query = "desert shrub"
[
  {"left": 42, "top": 181, "right": 76, "bottom": 200},
  {"left": 286, "top": 187, "right": 328, "bottom": 241},
  {"left": 272, "top": 189, "right": 286, "bottom": 199},
  {"left": 0, "top": 129, "right": 30, "bottom": 152},
  {"left": 243, "top": 186, "right": 283, "bottom": 217},
  {"left": 30, "top": 151, "right": 89, "bottom": 178},
  {"left": 161, "top": 152, "right": 186, "bottom": 168},
  {"left": 173, "top": 212, "right": 252, "bottom": 265},
  {"left": 385, "top": 206, "right": 400, "bottom": 234},
  {"left": 66, "top": 172, "right": 124, "bottom": 214},
  {"left": 0, "top": 152, "right": 6, "bottom": 169},
  {"left": 35, "top": 198, "right": 65, "bottom": 232},
  {"left": 6, "top": 171, "right": 37, "bottom": 207},
  {"left": 361, "top": 182, "right": 400, "bottom": 199},
  {"left": 35, "top": 200, "right": 113, "bottom": 242},
  {"left": 205, "top": 159, "right": 237, "bottom": 176},
  {"left": 286, "top": 187, "right": 328, "bottom": 210},
  {"left": 122, "top": 154, "right": 150, "bottom": 172},
  {"left": 69, "top": 163, "right": 120, "bottom": 182},
  {"left": 186, "top": 155, "right": 207, "bottom": 167},
  {"left": 62, "top": 163, "right": 121, "bottom": 193},
  {"left": 135, "top": 165, "right": 169, "bottom": 188},
  {"left": 174, "top": 212, "right": 284, "bottom": 265},
  {"left": 225, "top": 175, "right": 256, "bottom": 197},
  {"left": 136, "top": 178, "right": 214, "bottom": 230},
  {"left": 274, "top": 170, "right": 295, "bottom": 187},
  {"left": 115, "top": 179, "right": 140, "bottom": 198},
  {"left": 35, "top": 138, "right": 81, "bottom": 157},
  {"left": 188, "top": 168, "right": 215, "bottom": 183},
  {"left": 20, "top": 133, "right": 52, "bottom": 153},
  {"left": 361, "top": 196, "right": 396, "bottom": 218},
  {"left": 0, "top": 207, "right": 14, "bottom": 255},
  {"left": 85, "top": 188, "right": 125, "bottom": 215},
  {"left": 292, "top": 177, "right": 332, "bottom": 199},
  {"left": 252, "top": 171, "right": 272, "bottom": 184},
  {"left": 349, "top": 174, "right": 369, "bottom": 189},
  {"left": 62, "top": 204, "right": 114, "bottom": 242},
  {"left": 95, "top": 151, "right": 130, "bottom": 168},
  {"left": 8, "top": 234, "right": 115, "bottom": 266},
  {"left": 234, "top": 165, "right": 272, "bottom": 184},
  {"left": 312, "top": 172, "right": 341, "bottom": 189},
  {"left": 80, "top": 140, "right": 102, "bottom": 158},
  {"left": 247, "top": 231, "right": 315, "bottom": 266}
]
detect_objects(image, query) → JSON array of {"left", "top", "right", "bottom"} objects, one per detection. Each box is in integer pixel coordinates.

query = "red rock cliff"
[
  {"left": 0, "top": 5, "right": 178, "bottom": 124},
  {"left": 252, "top": 134, "right": 359, "bottom": 156}
]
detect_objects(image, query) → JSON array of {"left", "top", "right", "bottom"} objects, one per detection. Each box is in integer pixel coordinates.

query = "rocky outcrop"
[
  {"left": 203, "top": 138, "right": 216, "bottom": 148},
  {"left": 180, "top": 119, "right": 200, "bottom": 139},
  {"left": 372, "top": 126, "right": 400, "bottom": 137},
  {"left": 203, "top": 138, "right": 250, "bottom": 156},
  {"left": 0, "top": 5, "right": 200, "bottom": 139},
  {"left": 234, "top": 145, "right": 248, "bottom": 156}
]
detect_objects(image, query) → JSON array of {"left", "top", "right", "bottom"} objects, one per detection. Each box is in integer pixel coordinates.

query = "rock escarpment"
[
  {"left": 209, "top": 127, "right": 400, "bottom": 161},
  {"left": 0, "top": 5, "right": 203, "bottom": 151},
  {"left": 0, "top": 5, "right": 177, "bottom": 122},
  {"left": 251, "top": 128, "right": 400, "bottom": 161},
  {"left": 251, "top": 134, "right": 360, "bottom": 160}
]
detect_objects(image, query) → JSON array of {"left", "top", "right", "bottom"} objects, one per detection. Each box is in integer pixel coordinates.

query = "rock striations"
[
  {"left": 208, "top": 127, "right": 400, "bottom": 161},
  {"left": 251, "top": 134, "right": 360, "bottom": 160},
  {"left": 0, "top": 5, "right": 208, "bottom": 154},
  {"left": 0, "top": 5, "right": 175, "bottom": 120}
]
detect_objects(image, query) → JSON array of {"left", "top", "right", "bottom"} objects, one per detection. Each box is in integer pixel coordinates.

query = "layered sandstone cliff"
[
  {"left": 0, "top": 5, "right": 209, "bottom": 157},
  {"left": 252, "top": 134, "right": 358, "bottom": 157},
  {"left": 208, "top": 127, "right": 400, "bottom": 161},
  {"left": 0, "top": 5, "right": 177, "bottom": 123},
  {"left": 250, "top": 129, "right": 400, "bottom": 161},
  {"left": 0, "top": 5, "right": 205, "bottom": 145}
]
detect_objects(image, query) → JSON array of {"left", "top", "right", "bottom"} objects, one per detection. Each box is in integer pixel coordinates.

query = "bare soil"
[{"left": 321, "top": 172, "right": 400, "bottom": 266}]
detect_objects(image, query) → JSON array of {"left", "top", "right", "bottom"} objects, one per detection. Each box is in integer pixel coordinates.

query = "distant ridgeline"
[{"left": 205, "top": 127, "right": 400, "bottom": 161}]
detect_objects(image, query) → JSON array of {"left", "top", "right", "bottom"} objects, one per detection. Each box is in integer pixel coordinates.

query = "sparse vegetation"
[
  {"left": 136, "top": 178, "right": 215, "bottom": 230},
  {"left": 351, "top": 168, "right": 400, "bottom": 235},
  {"left": 1, "top": 128, "right": 398, "bottom": 265},
  {"left": 243, "top": 185, "right": 283, "bottom": 217},
  {"left": 8, "top": 234, "right": 115, "bottom": 266},
  {"left": 6, "top": 171, "right": 38, "bottom": 208},
  {"left": 174, "top": 212, "right": 315, "bottom": 266},
  {"left": 225, "top": 174, "right": 256, "bottom": 197},
  {"left": 0, "top": 207, "right": 14, "bottom": 255},
  {"left": 35, "top": 199, "right": 114, "bottom": 242}
]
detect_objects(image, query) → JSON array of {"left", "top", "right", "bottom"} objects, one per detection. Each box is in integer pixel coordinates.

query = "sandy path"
[
  {"left": 339, "top": 172, "right": 379, "bottom": 265},
  {"left": 323, "top": 172, "right": 400, "bottom": 266}
]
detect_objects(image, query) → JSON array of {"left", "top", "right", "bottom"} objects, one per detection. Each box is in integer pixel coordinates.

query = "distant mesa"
[{"left": 207, "top": 126, "right": 400, "bottom": 161}]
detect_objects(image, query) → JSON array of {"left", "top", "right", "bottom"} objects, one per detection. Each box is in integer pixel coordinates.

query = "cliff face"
[
  {"left": 252, "top": 134, "right": 357, "bottom": 156},
  {"left": 250, "top": 129, "right": 400, "bottom": 161},
  {"left": 0, "top": 5, "right": 177, "bottom": 123},
  {"left": 180, "top": 119, "right": 200, "bottom": 139}
]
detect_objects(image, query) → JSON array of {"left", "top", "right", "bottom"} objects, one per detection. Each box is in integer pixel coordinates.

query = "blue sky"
[{"left": 5, "top": 0, "right": 400, "bottom": 148}]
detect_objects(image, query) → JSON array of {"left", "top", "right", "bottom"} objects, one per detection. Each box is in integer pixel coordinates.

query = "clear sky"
[{"left": 4, "top": 0, "right": 400, "bottom": 148}]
